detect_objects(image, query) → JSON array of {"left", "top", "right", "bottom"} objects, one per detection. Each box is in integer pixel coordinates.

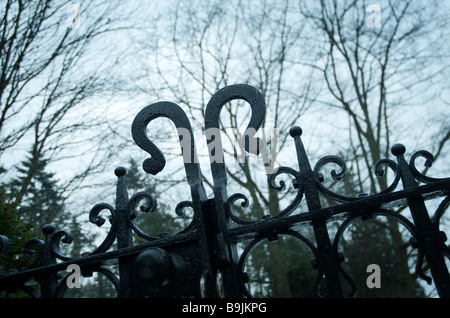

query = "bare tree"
[
  {"left": 0, "top": 0, "right": 135, "bottom": 205},
  {"left": 299, "top": 0, "right": 450, "bottom": 191},
  {"left": 299, "top": 0, "right": 450, "bottom": 296}
]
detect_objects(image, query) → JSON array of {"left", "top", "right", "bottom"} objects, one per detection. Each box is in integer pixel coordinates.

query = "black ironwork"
[{"left": 1, "top": 84, "right": 449, "bottom": 298}]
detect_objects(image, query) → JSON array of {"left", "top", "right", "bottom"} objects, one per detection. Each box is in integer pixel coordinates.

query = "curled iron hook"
[
  {"left": 204, "top": 84, "right": 266, "bottom": 187},
  {"left": 132, "top": 101, "right": 203, "bottom": 188}
]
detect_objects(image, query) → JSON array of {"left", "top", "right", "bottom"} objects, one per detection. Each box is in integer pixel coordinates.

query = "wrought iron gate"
[{"left": 1, "top": 84, "right": 449, "bottom": 298}]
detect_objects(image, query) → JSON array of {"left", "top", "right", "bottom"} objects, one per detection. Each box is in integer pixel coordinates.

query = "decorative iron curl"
[
  {"left": 50, "top": 230, "right": 74, "bottom": 261},
  {"left": 314, "top": 155, "right": 403, "bottom": 201},
  {"left": 374, "top": 158, "right": 401, "bottom": 194},
  {"left": 409, "top": 150, "right": 447, "bottom": 184},
  {"left": 22, "top": 225, "right": 74, "bottom": 267},
  {"left": 267, "top": 167, "right": 298, "bottom": 192},
  {"left": 21, "top": 225, "right": 57, "bottom": 269},
  {"left": 174, "top": 201, "right": 196, "bottom": 233},
  {"left": 23, "top": 238, "right": 44, "bottom": 268},
  {"left": 175, "top": 200, "right": 194, "bottom": 218},
  {"left": 266, "top": 167, "right": 304, "bottom": 218},
  {"left": 130, "top": 198, "right": 195, "bottom": 242},
  {"left": 87, "top": 203, "right": 117, "bottom": 255},
  {"left": 128, "top": 191, "right": 157, "bottom": 219},
  {"left": 89, "top": 203, "right": 115, "bottom": 227},
  {"left": 205, "top": 84, "right": 266, "bottom": 156},
  {"left": 313, "top": 155, "right": 357, "bottom": 203},
  {"left": 314, "top": 155, "right": 347, "bottom": 182},
  {"left": 227, "top": 167, "right": 304, "bottom": 225},
  {"left": 237, "top": 230, "right": 318, "bottom": 298},
  {"left": 226, "top": 193, "right": 252, "bottom": 225}
]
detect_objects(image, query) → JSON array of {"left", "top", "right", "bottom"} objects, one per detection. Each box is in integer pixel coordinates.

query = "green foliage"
[
  {"left": 0, "top": 189, "right": 35, "bottom": 275},
  {"left": 0, "top": 150, "right": 90, "bottom": 297}
]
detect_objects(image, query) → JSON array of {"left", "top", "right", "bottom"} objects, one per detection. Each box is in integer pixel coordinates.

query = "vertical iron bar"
[
  {"left": 206, "top": 191, "right": 242, "bottom": 297},
  {"left": 392, "top": 144, "right": 450, "bottom": 297},
  {"left": 290, "top": 127, "right": 344, "bottom": 297},
  {"left": 37, "top": 225, "right": 59, "bottom": 298},
  {"left": 189, "top": 186, "right": 217, "bottom": 298},
  {"left": 114, "top": 167, "right": 135, "bottom": 298}
]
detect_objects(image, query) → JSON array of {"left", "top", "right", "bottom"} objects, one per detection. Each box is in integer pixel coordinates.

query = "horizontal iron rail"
[
  {"left": 0, "top": 231, "right": 197, "bottom": 288},
  {"left": 2, "top": 179, "right": 448, "bottom": 288},
  {"left": 229, "top": 179, "right": 450, "bottom": 243}
]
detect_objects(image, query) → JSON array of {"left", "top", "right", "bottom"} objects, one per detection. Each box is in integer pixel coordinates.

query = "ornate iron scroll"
[{"left": 0, "top": 84, "right": 449, "bottom": 298}]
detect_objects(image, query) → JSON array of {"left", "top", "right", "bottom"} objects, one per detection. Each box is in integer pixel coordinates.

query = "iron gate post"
[
  {"left": 35, "top": 225, "right": 59, "bottom": 298},
  {"left": 290, "top": 127, "right": 344, "bottom": 297},
  {"left": 392, "top": 144, "right": 450, "bottom": 297},
  {"left": 202, "top": 84, "right": 267, "bottom": 297},
  {"left": 114, "top": 167, "right": 136, "bottom": 297},
  {"left": 201, "top": 198, "right": 241, "bottom": 297}
]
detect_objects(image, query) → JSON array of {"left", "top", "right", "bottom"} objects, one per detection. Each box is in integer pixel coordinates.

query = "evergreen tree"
[
  {"left": 0, "top": 189, "right": 39, "bottom": 298},
  {"left": 4, "top": 150, "right": 65, "bottom": 234}
]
